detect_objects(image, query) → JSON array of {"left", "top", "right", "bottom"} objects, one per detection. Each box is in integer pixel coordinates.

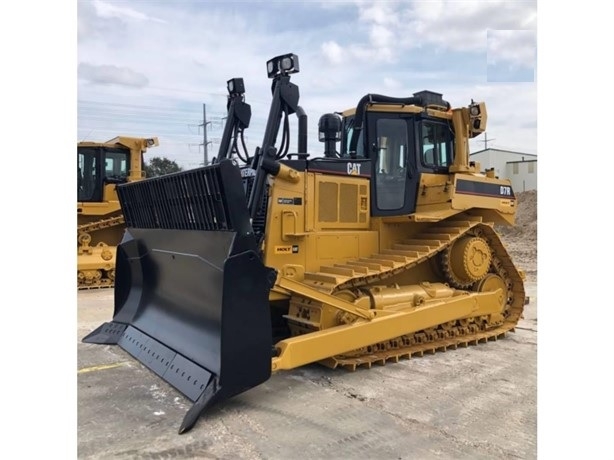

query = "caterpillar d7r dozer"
[
  {"left": 83, "top": 54, "right": 525, "bottom": 434},
  {"left": 77, "top": 136, "right": 158, "bottom": 289}
]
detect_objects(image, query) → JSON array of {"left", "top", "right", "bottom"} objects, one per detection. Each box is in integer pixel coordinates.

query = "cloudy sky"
[{"left": 78, "top": 0, "right": 537, "bottom": 168}]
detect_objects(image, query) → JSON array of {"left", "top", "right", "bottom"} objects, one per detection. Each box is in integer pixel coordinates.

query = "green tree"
[{"left": 144, "top": 156, "right": 183, "bottom": 177}]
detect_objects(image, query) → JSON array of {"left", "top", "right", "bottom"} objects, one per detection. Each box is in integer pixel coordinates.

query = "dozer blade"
[{"left": 82, "top": 160, "right": 276, "bottom": 433}]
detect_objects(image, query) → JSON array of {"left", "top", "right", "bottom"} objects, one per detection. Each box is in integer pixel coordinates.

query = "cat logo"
[{"left": 347, "top": 162, "right": 362, "bottom": 176}]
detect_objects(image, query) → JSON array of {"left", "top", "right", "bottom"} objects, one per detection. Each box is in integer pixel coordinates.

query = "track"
[
  {"left": 292, "top": 215, "right": 525, "bottom": 370},
  {"left": 77, "top": 215, "right": 125, "bottom": 290}
]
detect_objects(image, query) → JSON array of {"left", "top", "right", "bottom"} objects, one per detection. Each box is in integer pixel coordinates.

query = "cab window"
[
  {"left": 341, "top": 116, "right": 365, "bottom": 158},
  {"left": 420, "top": 122, "right": 453, "bottom": 169},
  {"left": 105, "top": 150, "right": 129, "bottom": 180}
]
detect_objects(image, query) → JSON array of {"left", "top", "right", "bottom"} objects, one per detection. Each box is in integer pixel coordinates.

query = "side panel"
[
  {"left": 452, "top": 174, "right": 517, "bottom": 224},
  {"left": 415, "top": 173, "right": 453, "bottom": 211},
  {"left": 264, "top": 171, "right": 376, "bottom": 280},
  {"left": 262, "top": 174, "right": 307, "bottom": 273}
]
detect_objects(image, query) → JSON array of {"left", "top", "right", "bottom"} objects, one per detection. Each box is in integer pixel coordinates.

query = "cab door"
[
  {"left": 368, "top": 114, "right": 418, "bottom": 216},
  {"left": 78, "top": 147, "right": 104, "bottom": 203}
]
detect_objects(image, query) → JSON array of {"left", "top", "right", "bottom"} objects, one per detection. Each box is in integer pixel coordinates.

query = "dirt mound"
[
  {"left": 497, "top": 190, "right": 537, "bottom": 242},
  {"left": 496, "top": 190, "right": 537, "bottom": 280}
]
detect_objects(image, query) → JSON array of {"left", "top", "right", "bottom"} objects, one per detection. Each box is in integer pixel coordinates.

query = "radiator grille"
[{"left": 318, "top": 181, "right": 339, "bottom": 222}]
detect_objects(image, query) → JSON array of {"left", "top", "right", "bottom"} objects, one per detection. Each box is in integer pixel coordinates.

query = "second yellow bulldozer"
[
  {"left": 84, "top": 54, "right": 526, "bottom": 434},
  {"left": 77, "top": 136, "right": 158, "bottom": 289},
  {"left": 77, "top": 82, "right": 254, "bottom": 290}
]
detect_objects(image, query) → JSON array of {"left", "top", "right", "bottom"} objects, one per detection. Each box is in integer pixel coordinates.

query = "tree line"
[{"left": 144, "top": 156, "right": 183, "bottom": 177}]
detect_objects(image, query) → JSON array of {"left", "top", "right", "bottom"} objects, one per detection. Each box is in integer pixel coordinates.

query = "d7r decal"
[
  {"left": 500, "top": 186, "right": 512, "bottom": 196},
  {"left": 456, "top": 179, "right": 516, "bottom": 199}
]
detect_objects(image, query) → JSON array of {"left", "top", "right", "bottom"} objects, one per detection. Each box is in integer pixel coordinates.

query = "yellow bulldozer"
[
  {"left": 77, "top": 136, "right": 158, "bottom": 289},
  {"left": 83, "top": 54, "right": 526, "bottom": 434},
  {"left": 77, "top": 85, "right": 254, "bottom": 290}
]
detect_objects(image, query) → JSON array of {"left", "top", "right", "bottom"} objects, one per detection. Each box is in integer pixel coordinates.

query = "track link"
[
  {"left": 292, "top": 215, "right": 525, "bottom": 369},
  {"left": 77, "top": 215, "right": 125, "bottom": 290},
  {"left": 78, "top": 215, "right": 125, "bottom": 234}
]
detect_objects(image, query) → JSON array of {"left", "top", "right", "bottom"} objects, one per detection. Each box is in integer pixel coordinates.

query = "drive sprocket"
[{"left": 440, "top": 234, "right": 492, "bottom": 288}]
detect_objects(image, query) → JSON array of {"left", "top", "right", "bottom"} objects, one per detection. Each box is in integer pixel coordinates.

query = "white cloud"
[
  {"left": 383, "top": 77, "right": 402, "bottom": 90},
  {"left": 79, "top": 63, "right": 149, "bottom": 87},
  {"left": 321, "top": 41, "right": 344, "bottom": 65},
  {"left": 78, "top": 0, "right": 124, "bottom": 43},
  {"left": 488, "top": 30, "right": 537, "bottom": 69},
  {"left": 358, "top": 1, "right": 397, "bottom": 26},
  {"left": 92, "top": 0, "right": 166, "bottom": 23},
  {"left": 369, "top": 24, "right": 393, "bottom": 49},
  {"left": 405, "top": 0, "right": 536, "bottom": 52},
  {"left": 324, "top": 0, "right": 537, "bottom": 62}
]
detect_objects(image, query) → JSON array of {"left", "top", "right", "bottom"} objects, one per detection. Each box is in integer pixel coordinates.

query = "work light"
[
  {"left": 227, "top": 78, "right": 245, "bottom": 96},
  {"left": 266, "top": 53, "right": 299, "bottom": 78}
]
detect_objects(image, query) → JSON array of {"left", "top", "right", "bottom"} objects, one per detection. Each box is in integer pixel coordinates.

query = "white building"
[{"left": 470, "top": 148, "right": 537, "bottom": 193}]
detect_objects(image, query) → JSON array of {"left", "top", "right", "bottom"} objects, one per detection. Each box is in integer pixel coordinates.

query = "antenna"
[{"left": 80, "top": 129, "right": 94, "bottom": 143}]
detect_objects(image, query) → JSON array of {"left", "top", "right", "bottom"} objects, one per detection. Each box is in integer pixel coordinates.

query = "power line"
[
  {"left": 78, "top": 99, "right": 205, "bottom": 113},
  {"left": 78, "top": 105, "right": 226, "bottom": 121}
]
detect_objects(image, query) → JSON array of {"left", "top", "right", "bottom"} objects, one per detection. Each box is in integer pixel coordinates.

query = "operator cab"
[
  {"left": 77, "top": 144, "right": 130, "bottom": 202},
  {"left": 336, "top": 91, "right": 455, "bottom": 216}
]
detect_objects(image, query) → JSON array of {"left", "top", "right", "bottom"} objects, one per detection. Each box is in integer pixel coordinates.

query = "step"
[
  {"left": 382, "top": 248, "right": 420, "bottom": 259},
  {"left": 320, "top": 265, "right": 355, "bottom": 277}
]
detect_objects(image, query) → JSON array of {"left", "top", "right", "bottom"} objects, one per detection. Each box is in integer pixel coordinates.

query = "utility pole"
[
  {"left": 199, "top": 103, "right": 212, "bottom": 166},
  {"left": 483, "top": 132, "right": 495, "bottom": 150}
]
